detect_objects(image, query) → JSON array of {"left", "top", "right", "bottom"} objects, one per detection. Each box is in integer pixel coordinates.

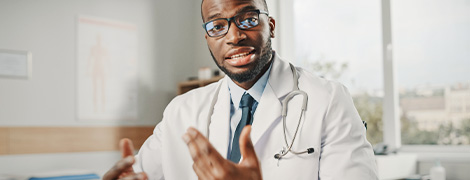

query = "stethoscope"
[{"left": 206, "top": 63, "right": 314, "bottom": 161}]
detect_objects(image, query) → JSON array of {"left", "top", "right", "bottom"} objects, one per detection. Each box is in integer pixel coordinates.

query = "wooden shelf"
[{"left": 178, "top": 76, "right": 224, "bottom": 95}]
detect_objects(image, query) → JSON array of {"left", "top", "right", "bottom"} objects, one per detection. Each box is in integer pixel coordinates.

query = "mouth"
[{"left": 224, "top": 47, "right": 256, "bottom": 67}]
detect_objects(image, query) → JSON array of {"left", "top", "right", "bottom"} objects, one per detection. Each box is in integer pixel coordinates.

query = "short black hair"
[{"left": 201, "top": 0, "right": 269, "bottom": 22}]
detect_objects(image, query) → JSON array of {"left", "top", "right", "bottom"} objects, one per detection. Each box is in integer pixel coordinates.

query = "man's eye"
[
  {"left": 242, "top": 18, "right": 257, "bottom": 25},
  {"left": 213, "top": 25, "right": 222, "bottom": 30}
]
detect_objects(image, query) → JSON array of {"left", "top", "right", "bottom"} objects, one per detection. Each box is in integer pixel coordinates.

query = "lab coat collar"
[
  {"left": 227, "top": 62, "right": 273, "bottom": 108},
  {"left": 251, "top": 53, "right": 294, "bottom": 146},
  {"left": 267, "top": 52, "right": 294, "bottom": 100},
  {"left": 209, "top": 52, "right": 294, "bottom": 157}
]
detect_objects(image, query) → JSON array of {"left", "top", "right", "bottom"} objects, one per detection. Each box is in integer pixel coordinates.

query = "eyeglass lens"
[{"left": 205, "top": 11, "right": 260, "bottom": 37}]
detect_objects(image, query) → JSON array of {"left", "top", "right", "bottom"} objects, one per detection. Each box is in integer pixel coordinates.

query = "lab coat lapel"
[
  {"left": 208, "top": 77, "right": 231, "bottom": 159},
  {"left": 251, "top": 83, "right": 281, "bottom": 145},
  {"left": 251, "top": 54, "right": 294, "bottom": 146}
]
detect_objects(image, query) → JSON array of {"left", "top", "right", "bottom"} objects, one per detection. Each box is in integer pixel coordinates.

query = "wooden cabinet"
[{"left": 177, "top": 76, "right": 224, "bottom": 95}]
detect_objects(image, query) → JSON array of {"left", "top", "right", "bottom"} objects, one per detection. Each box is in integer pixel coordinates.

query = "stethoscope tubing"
[{"left": 205, "top": 63, "right": 313, "bottom": 160}]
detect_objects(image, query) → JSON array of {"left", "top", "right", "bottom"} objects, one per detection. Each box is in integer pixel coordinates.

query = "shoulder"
[
  {"left": 294, "top": 66, "right": 350, "bottom": 100},
  {"left": 164, "top": 79, "right": 222, "bottom": 116}
]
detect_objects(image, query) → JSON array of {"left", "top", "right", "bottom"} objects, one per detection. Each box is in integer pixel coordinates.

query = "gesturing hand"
[
  {"left": 103, "top": 138, "right": 148, "bottom": 180},
  {"left": 182, "top": 125, "right": 262, "bottom": 180}
]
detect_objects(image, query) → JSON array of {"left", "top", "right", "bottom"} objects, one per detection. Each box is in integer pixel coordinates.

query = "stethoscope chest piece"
[
  {"left": 205, "top": 63, "right": 315, "bottom": 161},
  {"left": 273, "top": 64, "right": 314, "bottom": 161},
  {"left": 274, "top": 147, "right": 315, "bottom": 160}
]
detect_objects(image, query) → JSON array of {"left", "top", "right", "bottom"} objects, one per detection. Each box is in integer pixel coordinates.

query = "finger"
[
  {"left": 119, "top": 172, "right": 148, "bottom": 180},
  {"left": 183, "top": 128, "right": 214, "bottom": 178},
  {"left": 120, "top": 138, "right": 135, "bottom": 158},
  {"left": 119, "top": 138, "right": 135, "bottom": 174},
  {"left": 193, "top": 163, "right": 212, "bottom": 180},
  {"left": 183, "top": 127, "right": 226, "bottom": 175},
  {"left": 239, "top": 125, "right": 259, "bottom": 167},
  {"left": 103, "top": 156, "right": 135, "bottom": 180},
  {"left": 187, "top": 129, "right": 235, "bottom": 179},
  {"left": 183, "top": 127, "right": 225, "bottom": 165}
]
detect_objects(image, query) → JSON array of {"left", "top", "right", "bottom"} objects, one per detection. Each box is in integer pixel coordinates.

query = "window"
[
  {"left": 293, "top": 0, "right": 383, "bottom": 145},
  {"left": 392, "top": 0, "right": 470, "bottom": 145},
  {"left": 292, "top": 0, "right": 470, "bottom": 147}
]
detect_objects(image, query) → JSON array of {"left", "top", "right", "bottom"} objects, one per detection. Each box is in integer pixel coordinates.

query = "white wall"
[
  {"left": 0, "top": 0, "right": 208, "bottom": 176},
  {"left": 0, "top": 0, "right": 207, "bottom": 126},
  {"left": 0, "top": 0, "right": 296, "bottom": 177}
]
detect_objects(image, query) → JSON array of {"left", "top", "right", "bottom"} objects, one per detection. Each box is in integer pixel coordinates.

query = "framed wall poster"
[
  {"left": 0, "top": 49, "right": 32, "bottom": 79},
  {"left": 76, "top": 15, "right": 138, "bottom": 121}
]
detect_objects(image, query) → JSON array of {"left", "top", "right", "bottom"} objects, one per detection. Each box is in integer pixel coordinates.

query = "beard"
[{"left": 210, "top": 39, "right": 273, "bottom": 83}]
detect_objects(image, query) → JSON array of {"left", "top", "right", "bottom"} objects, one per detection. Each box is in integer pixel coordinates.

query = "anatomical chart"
[{"left": 77, "top": 15, "right": 138, "bottom": 121}]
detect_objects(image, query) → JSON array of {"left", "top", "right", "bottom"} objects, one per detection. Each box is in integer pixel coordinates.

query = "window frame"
[{"left": 275, "top": 0, "right": 470, "bottom": 153}]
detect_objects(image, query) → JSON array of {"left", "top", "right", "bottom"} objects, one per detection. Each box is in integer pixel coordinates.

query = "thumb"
[
  {"left": 239, "top": 125, "right": 259, "bottom": 167},
  {"left": 120, "top": 138, "right": 135, "bottom": 158}
]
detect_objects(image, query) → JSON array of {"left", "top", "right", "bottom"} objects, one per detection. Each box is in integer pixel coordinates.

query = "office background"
[{"left": 0, "top": 0, "right": 469, "bottom": 179}]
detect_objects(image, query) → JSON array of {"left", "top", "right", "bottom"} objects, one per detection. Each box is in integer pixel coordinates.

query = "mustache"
[{"left": 208, "top": 39, "right": 273, "bottom": 83}]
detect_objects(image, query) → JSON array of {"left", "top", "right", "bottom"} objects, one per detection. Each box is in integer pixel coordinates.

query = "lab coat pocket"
[{"left": 261, "top": 145, "right": 320, "bottom": 180}]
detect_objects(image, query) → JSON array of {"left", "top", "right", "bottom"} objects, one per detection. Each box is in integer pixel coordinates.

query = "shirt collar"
[{"left": 228, "top": 62, "right": 273, "bottom": 108}]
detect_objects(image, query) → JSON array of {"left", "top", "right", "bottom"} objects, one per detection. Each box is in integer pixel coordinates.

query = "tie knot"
[{"left": 240, "top": 93, "right": 255, "bottom": 108}]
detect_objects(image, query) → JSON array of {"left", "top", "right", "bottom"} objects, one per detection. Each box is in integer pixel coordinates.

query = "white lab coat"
[{"left": 134, "top": 53, "right": 378, "bottom": 180}]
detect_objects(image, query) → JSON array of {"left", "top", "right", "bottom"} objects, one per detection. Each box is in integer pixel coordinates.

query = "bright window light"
[
  {"left": 293, "top": 0, "right": 384, "bottom": 145},
  {"left": 392, "top": 0, "right": 470, "bottom": 145}
]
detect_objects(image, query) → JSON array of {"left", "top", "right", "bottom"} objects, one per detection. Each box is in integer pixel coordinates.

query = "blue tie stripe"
[{"left": 229, "top": 93, "right": 256, "bottom": 163}]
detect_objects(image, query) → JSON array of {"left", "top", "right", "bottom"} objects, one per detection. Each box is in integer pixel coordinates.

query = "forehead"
[{"left": 202, "top": 0, "right": 264, "bottom": 21}]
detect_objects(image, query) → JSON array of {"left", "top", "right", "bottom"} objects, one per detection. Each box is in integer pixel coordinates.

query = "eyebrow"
[
  {"left": 206, "top": 5, "right": 258, "bottom": 22},
  {"left": 236, "top": 5, "right": 258, "bottom": 15},
  {"left": 207, "top": 13, "right": 222, "bottom": 22}
]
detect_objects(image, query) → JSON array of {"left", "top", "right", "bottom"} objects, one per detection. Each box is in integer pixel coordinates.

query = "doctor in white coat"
[{"left": 103, "top": 0, "right": 378, "bottom": 179}]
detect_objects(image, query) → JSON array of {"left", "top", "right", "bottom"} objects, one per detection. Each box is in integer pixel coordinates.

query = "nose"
[{"left": 225, "top": 21, "right": 246, "bottom": 45}]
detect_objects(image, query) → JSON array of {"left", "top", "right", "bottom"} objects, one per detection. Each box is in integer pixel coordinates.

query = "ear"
[{"left": 268, "top": 17, "right": 276, "bottom": 38}]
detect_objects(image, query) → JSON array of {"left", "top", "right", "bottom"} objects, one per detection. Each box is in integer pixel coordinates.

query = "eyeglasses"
[{"left": 203, "top": 10, "right": 269, "bottom": 37}]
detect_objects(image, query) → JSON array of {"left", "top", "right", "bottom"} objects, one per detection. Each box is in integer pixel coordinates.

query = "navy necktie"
[{"left": 229, "top": 93, "right": 255, "bottom": 163}]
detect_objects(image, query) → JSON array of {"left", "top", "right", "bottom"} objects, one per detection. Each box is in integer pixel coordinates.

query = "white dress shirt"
[{"left": 226, "top": 62, "right": 273, "bottom": 158}]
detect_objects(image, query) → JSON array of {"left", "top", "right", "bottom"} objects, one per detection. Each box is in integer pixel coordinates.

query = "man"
[{"left": 104, "top": 0, "right": 378, "bottom": 179}]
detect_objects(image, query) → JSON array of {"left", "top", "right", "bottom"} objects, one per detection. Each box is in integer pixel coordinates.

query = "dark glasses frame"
[{"left": 202, "top": 9, "right": 269, "bottom": 37}]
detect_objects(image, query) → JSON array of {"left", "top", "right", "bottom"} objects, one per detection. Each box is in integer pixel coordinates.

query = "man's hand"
[
  {"left": 182, "top": 125, "right": 262, "bottom": 180},
  {"left": 103, "top": 138, "right": 148, "bottom": 180}
]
